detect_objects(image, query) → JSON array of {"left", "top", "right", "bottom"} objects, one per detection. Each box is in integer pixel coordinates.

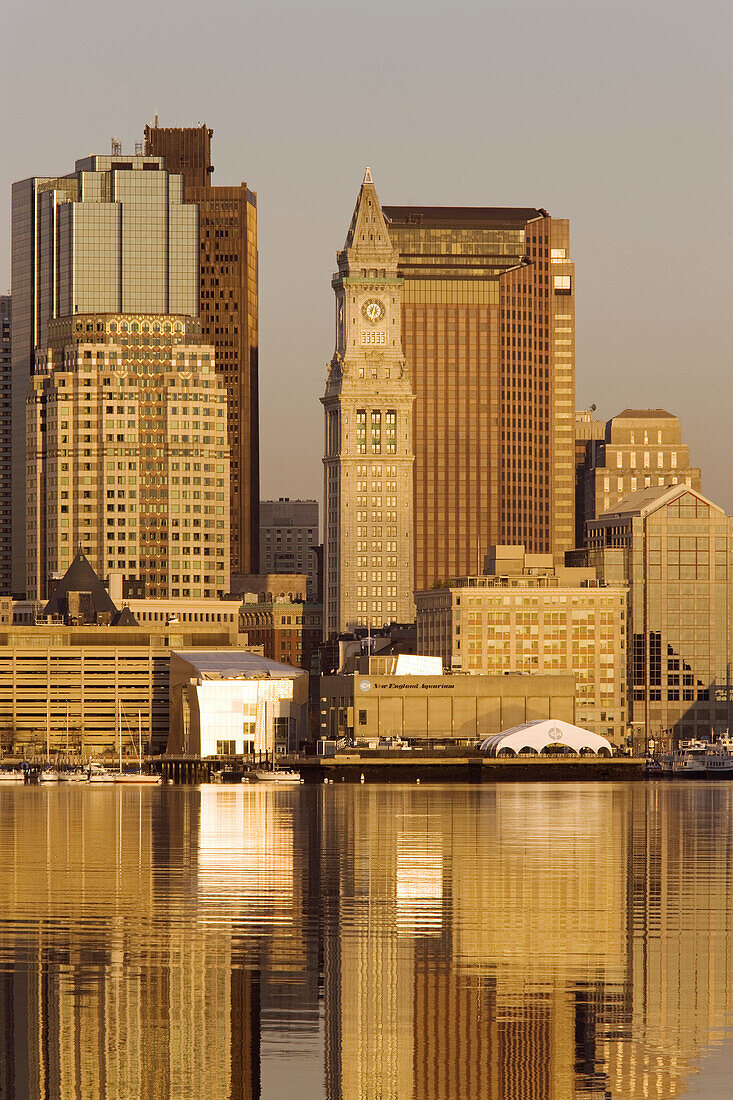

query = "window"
[
  {"left": 356, "top": 409, "right": 366, "bottom": 454},
  {"left": 553, "top": 274, "right": 571, "bottom": 293},
  {"left": 358, "top": 710, "right": 367, "bottom": 725},
  {"left": 371, "top": 410, "right": 381, "bottom": 453},
  {"left": 216, "top": 740, "right": 236, "bottom": 755},
  {"left": 385, "top": 410, "right": 397, "bottom": 454}
]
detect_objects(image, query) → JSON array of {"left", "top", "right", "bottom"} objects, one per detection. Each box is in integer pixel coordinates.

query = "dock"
[{"left": 298, "top": 751, "right": 644, "bottom": 783}]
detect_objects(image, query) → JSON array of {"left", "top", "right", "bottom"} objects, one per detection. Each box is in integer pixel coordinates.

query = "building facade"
[
  {"left": 26, "top": 313, "right": 230, "bottom": 600},
  {"left": 144, "top": 123, "right": 259, "bottom": 576},
  {"left": 169, "top": 650, "right": 308, "bottom": 757},
  {"left": 322, "top": 170, "right": 415, "bottom": 635},
  {"left": 383, "top": 204, "right": 575, "bottom": 587},
  {"left": 0, "top": 297, "right": 10, "bottom": 594},
  {"left": 0, "top": 623, "right": 243, "bottom": 758},
  {"left": 416, "top": 546, "right": 627, "bottom": 741},
  {"left": 239, "top": 595, "right": 322, "bottom": 672},
  {"left": 259, "top": 499, "right": 319, "bottom": 598},
  {"left": 586, "top": 485, "right": 733, "bottom": 747},
  {"left": 11, "top": 152, "right": 199, "bottom": 593},
  {"left": 577, "top": 409, "right": 701, "bottom": 544},
  {"left": 320, "top": 662, "right": 575, "bottom": 744}
]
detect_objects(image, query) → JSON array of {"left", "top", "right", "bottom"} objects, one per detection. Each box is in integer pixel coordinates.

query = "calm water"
[{"left": 1, "top": 783, "right": 733, "bottom": 1099}]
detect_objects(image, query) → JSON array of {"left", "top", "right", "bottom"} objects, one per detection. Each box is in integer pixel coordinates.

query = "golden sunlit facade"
[{"left": 26, "top": 313, "right": 230, "bottom": 601}]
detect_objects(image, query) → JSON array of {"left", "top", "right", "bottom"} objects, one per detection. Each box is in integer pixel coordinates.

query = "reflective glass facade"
[
  {"left": 586, "top": 486, "right": 733, "bottom": 747},
  {"left": 144, "top": 125, "right": 259, "bottom": 577},
  {"left": 384, "top": 206, "right": 576, "bottom": 589}
]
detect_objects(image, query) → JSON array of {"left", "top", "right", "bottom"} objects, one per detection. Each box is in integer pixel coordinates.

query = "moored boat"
[
  {"left": 112, "top": 771, "right": 162, "bottom": 785},
  {"left": 249, "top": 768, "right": 302, "bottom": 784}
]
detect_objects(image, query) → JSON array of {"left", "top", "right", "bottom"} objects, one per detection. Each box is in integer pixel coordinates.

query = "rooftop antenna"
[
  {"left": 154, "top": 111, "right": 159, "bottom": 127},
  {"left": 111, "top": 137, "right": 122, "bottom": 156},
  {"left": 134, "top": 141, "right": 143, "bottom": 156}
]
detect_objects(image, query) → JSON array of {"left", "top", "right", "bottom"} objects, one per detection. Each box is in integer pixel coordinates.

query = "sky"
[{"left": 2, "top": 0, "right": 732, "bottom": 514}]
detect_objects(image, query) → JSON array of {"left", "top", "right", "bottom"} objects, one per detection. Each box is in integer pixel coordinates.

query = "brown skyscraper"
[
  {"left": 383, "top": 206, "right": 575, "bottom": 589},
  {"left": 144, "top": 122, "right": 259, "bottom": 575}
]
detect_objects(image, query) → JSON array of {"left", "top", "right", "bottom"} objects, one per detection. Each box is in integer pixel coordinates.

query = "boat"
[
  {"left": 87, "top": 762, "right": 114, "bottom": 783},
  {"left": 249, "top": 768, "right": 302, "bottom": 784},
  {"left": 39, "top": 768, "right": 60, "bottom": 783},
  {"left": 111, "top": 706, "right": 161, "bottom": 783},
  {"left": 0, "top": 769, "right": 25, "bottom": 782},
  {"left": 670, "top": 748, "right": 707, "bottom": 777},
  {"left": 113, "top": 772, "right": 161, "bottom": 785},
  {"left": 58, "top": 768, "right": 89, "bottom": 783},
  {"left": 703, "top": 748, "right": 733, "bottom": 776}
]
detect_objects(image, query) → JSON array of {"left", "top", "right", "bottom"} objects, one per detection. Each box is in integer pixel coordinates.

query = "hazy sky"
[{"left": 2, "top": 0, "right": 732, "bottom": 515}]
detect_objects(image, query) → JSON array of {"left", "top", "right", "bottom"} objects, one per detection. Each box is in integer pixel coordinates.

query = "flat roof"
[
  {"left": 383, "top": 205, "right": 546, "bottom": 228},
  {"left": 172, "top": 649, "right": 306, "bottom": 680}
]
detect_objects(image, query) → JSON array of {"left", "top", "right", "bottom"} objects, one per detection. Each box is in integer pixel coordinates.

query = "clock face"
[{"left": 362, "top": 298, "right": 385, "bottom": 325}]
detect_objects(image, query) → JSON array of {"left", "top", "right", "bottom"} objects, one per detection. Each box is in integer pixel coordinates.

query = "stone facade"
[{"left": 322, "top": 170, "right": 415, "bottom": 635}]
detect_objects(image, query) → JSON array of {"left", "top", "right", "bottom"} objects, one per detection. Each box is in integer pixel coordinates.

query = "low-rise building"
[
  {"left": 239, "top": 596, "right": 322, "bottom": 672},
  {"left": 416, "top": 545, "right": 627, "bottom": 741},
  {"left": 320, "top": 657, "right": 575, "bottom": 744},
  {"left": 0, "top": 550, "right": 252, "bottom": 757},
  {"left": 169, "top": 651, "right": 308, "bottom": 757}
]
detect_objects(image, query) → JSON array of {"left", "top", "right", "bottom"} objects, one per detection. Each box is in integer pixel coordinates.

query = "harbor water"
[{"left": 0, "top": 782, "right": 732, "bottom": 1098}]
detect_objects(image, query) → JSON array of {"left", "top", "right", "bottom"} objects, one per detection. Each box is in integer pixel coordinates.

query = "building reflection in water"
[{"left": 0, "top": 784, "right": 732, "bottom": 1097}]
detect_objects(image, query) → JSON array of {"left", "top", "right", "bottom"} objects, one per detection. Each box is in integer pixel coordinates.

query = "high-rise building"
[
  {"left": 11, "top": 152, "right": 199, "bottom": 593},
  {"left": 259, "top": 498, "right": 319, "bottom": 598},
  {"left": 383, "top": 204, "right": 576, "bottom": 587},
  {"left": 27, "top": 313, "right": 230, "bottom": 600},
  {"left": 0, "top": 297, "right": 11, "bottom": 594},
  {"left": 322, "top": 170, "right": 415, "bottom": 636},
  {"left": 576, "top": 408, "right": 701, "bottom": 544},
  {"left": 585, "top": 484, "right": 733, "bottom": 747},
  {"left": 144, "top": 123, "right": 259, "bottom": 577},
  {"left": 415, "top": 545, "right": 628, "bottom": 740},
  {"left": 574, "top": 409, "right": 605, "bottom": 547}
]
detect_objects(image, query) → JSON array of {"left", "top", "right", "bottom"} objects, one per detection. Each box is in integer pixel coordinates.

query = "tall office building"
[
  {"left": 260, "top": 498, "right": 319, "bottom": 597},
  {"left": 11, "top": 151, "right": 199, "bottom": 594},
  {"left": 586, "top": 484, "right": 733, "bottom": 746},
  {"left": 144, "top": 123, "right": 259, "bottom": 576},
  {"left": 576, "top": 408, "right": 701, "bottom": 544},
  {"left": 27, "top": 313, "right": 230, "bottom": 600},
  {"left": 322, "top": 170, "right": 415, "bottom": 635},
  {"left": 383, "top": 204, "right": 575, "bottom": 588},
  {"left": 0, "top": 297, "right": 11, "bottom": 594}
]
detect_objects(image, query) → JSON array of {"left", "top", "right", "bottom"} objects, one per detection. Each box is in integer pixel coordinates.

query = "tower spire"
[{"left": 363, "top": 166, "right": 373, "bottom": 185}]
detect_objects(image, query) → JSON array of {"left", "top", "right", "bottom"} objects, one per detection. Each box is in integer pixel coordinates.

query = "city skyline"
[{"left": 1, "top": 0, "right": 731, "bottom": 518}]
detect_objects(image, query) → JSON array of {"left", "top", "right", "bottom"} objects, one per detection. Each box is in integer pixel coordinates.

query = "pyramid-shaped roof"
[
  {"left": 43, "top": 550, "right": 118, "bottom": 621},
  {"left": 339, "top": 167, "right": 397, "bottom": 271}
]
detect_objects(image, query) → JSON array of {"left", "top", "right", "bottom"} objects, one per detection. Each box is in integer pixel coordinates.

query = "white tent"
[{"left": 479, "top": 719, "right": 613, "bottom": 757}]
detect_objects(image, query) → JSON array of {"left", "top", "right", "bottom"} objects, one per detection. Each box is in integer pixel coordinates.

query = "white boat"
[
  {"left": 0, "top": 769, "right": 24, "bottom": 782},
  {"left": 113, "top": 772, "right": 161, "bottom": 785},
  {"left": 87, "top": 763, "right": 114, "bottom": 784},
  {"left": 704, "top": 748, "right": 733, "bottom": 776},
  {"left": 58, "top": 769, "right": 88, "bottom": 783},
  {"left": 250, "top": 769, "right": 302, "bottom": 784},
  {"left": 39, "top": 768, "right": 60, "bottom": 783},
  {"left": 671, "top": 749, "right": 706, "bottom": 777}
]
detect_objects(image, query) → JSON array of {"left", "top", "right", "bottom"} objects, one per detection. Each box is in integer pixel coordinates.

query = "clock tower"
[{"left": 322, "top": 168, "right": 415, "bottom": 636}]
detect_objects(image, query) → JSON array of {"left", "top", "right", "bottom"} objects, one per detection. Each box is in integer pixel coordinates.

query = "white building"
[{"left": 168, "top": 650, "right": 308, "bottom": 757}]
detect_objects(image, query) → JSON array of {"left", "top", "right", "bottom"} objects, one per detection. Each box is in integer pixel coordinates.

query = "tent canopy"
[{"left": 479, "top": 719, "right": 613, "bottom": 757}]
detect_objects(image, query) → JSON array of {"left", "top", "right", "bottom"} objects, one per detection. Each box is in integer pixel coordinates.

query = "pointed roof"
[
  {"left": 340, "top": 168, "right": 397, "bottom": 266},
  {"left": 114, "top": 607, "right": 139, "bottom": 626},
  {"left": 596, "top": 483, "right": 720, "bottom": 522},
  {"left": 43, "top": 550, "right": 118, "bottom": 620}
]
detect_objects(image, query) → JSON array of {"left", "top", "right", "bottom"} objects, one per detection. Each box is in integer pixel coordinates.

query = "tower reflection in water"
[{"left": 0, "top": 785, "right": 732, "bottom": 1098}]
